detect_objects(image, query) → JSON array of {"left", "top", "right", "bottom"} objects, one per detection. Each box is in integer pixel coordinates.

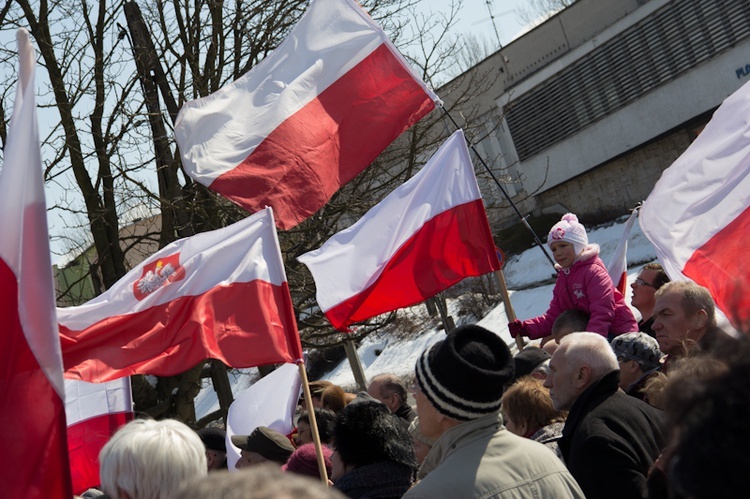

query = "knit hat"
[
  {"left": 197, "top": 426, "right": 226, "bottom": 453},
  {"left": 415, "top": 325, "right": 514, "bottom": 421},
  {"left": 230, "top": 426, "right": 294, "bottom": 464},
  {"left": 408, "top": 417, "right": 435, "bottom": 447},
  {"left": 282, "top": 443, "right": 332, "bottom": 479},
  {"left": 611, "top": 332, "right": 663, "bottom": 371},
  {"left": 547, "top": 213, "right": 589, "bottom": 256},
  {"left": 511, "top": 346, "right": 551, "bottom": 384}
]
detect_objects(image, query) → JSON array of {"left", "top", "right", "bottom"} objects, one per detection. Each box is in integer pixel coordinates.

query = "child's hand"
[{"left": 508, "top": 320, "right": 526, "bottom": 338}]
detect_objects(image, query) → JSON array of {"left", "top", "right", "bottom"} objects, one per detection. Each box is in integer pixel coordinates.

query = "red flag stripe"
[
  {"left": 210, "top": 43, "right": 434, "bottom": 229},
  {"left": 0, "top": 259, "right": 72, "bottom": 497},
  {"left": 682, "top": 205, "right": 750, "bottom": 329},
  {"left": 325, "top": 199, "right": 499, "bottom": 330},
  {"left": 61, "top": 280, "right": 300, "bottom": 382},
  {"left": 67, "top": 411, "right": 133, "bottom": 494}
]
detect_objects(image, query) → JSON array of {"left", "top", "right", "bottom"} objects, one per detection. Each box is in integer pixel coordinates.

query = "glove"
[{"left": 508, "top": 319, "right": 525, "bottom": 338}]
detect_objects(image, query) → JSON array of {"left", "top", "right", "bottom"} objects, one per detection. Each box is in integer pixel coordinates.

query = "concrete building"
[
  {"left": 446, "top": 0, "right": 750, "bottom": 228},
  {"left": 54, "top": 214, "right": 161, "bottom": 306}
]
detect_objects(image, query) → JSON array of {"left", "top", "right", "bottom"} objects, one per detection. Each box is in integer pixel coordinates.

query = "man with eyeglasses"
[{"left": 630, "top": 263, "right": 670, "bottom": 338}]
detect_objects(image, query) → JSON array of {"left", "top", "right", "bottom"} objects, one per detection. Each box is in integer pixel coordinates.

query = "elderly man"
[
  {"left": 651, "top": 281, "right": 725, "bottom": 365},
  {"left": 367, "top": 373, "right": 415, "bottom": 423},
  {"left": 403, "top": 324, "right": 583, "bottom": 499},
  {"left": 630, "top": 263, "right": 669, "bottom": 337},
  {"left": 197, "top": 427, "right": 228, "bottom": 471},
  {"left": 99, "top": 419, "right": 207, "bottom": 499},
  {"left": 231, "top": 426, "right": 294, "bottom": 469},
  {"left": 544, "top": 332, "right": 665, "bottom": 499},
  {"left": 610, "top": 332, "right": 663, "bottom": 400}
]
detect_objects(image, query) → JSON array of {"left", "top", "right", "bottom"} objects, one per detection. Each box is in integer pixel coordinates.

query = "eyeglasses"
[{"left": 634, "top": 278, "right": 656, "bottom": 288}]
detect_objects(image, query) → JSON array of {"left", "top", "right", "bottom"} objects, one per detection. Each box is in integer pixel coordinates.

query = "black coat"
[{"left": 559, "top": 371, "right": 666, "bottom": 499}]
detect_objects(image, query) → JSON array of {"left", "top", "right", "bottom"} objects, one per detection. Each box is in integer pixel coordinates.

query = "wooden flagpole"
[
  {"left": 495, "top": 268, "right": 525, "bottom": 351},
  {"left": 297, "top": 361, "right": 330, "bottom": 485}
]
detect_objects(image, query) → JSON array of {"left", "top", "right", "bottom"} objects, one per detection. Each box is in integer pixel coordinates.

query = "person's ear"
[
  {"left": 624, "top": 360, "right": 639, "bottom": 374},
  {"left": 692, "top": 309, "right": 708, "bottom": 329},
  {"left": 576, "top": 365, "right": 592, "bottom": 388}
]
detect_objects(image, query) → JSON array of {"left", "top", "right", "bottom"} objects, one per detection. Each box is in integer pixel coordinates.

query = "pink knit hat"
[
  {"left": 282, "top": 443, "right": 332, "bottom": 480},
  {"left": 547, "top": 213, "right": 588, "bottom": 255}
]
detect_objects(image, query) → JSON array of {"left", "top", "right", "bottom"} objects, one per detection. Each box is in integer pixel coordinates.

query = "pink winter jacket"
[{"left": 523, "top": 245, "right": 638, "bottom": 340}]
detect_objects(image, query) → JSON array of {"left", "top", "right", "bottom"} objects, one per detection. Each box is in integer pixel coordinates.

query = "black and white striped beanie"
[{"left": 415, "top": 325, "right": 514, "bottom": 421}]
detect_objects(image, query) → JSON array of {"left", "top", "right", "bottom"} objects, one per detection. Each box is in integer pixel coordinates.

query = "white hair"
[
  {"left": 99, "top": 419, "right": 207, "bottom": 499},
  {"left": 560, "top": 332, "right": 619, "bottom": 381}
]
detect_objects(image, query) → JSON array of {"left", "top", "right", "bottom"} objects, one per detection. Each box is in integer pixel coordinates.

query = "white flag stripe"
[
  {"left": 606, "top": 209, "right": 638, "bottom": 281},
  {"left": 640, "top": 79, "right": 750, "bottom": 268},
  {"left": 57, "top": 208, "right": 285, "bottom": 330},
  {"left": 175, "top": 0, "right": 435, "bottom": 184},
  {"left": 226, "top": 363, "right": 301, "bottom": 470},
  {"left": 64, "top": 378, "right": 132, "bottom": 426},
  {"left": 298, "top": 130, "right": 480, "bottom": 311}
]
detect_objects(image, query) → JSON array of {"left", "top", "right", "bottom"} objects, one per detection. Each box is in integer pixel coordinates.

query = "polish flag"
[
  {"left": 65, "top": 378, "right": 133, "bottom": 494},
  {"left": 0, "top": 30, "right": 73, "bottom": 498},
  {"left": 226, "top": 363, "right": 301, "bottom": 470},
  {"left": 640, "top": 79, "right": 750, "bottom": 330},
  {"left": 298, "top": 130, "right": 501, "bottom": 331},
  {"left": 606, "top": 208, "right": 639, "bottom": 295},
  {"left": 59, "top": 207, "right": 303, "bottom": 383},
  {"left": 174, "top": 0, "right": 438, "bottom": 230}
]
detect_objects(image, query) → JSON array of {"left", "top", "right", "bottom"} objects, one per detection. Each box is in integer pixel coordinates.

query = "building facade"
[{"left": 450, "top": 0, "right": 750, "bottom": 228}]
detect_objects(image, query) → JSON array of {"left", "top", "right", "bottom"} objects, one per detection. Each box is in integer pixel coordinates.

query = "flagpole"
[
  {"left": 494, "top": 269, "right": 525, "bottom": 351},
  {"left": 440, "top": 107, "right": 556, "bottom": 271},
  {"left": 297, "top": 362, "right": 330, "bottom": 485}
]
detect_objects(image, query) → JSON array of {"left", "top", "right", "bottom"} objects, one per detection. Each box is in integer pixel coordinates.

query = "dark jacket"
[
  {"left": 638, "top": 317, "right": 655, "bottom": 338},
  {"left": 624, "top": 367, "right": 660, "bottom": 402},
  {"left": 559, "top": 371, "right": 665, "bottom": 499},
  {"left": 394, "top": 403, "right": 416, "bottom": 424},
  {"left": 334, "top": 460, "right": 414, "bottom": 499}
]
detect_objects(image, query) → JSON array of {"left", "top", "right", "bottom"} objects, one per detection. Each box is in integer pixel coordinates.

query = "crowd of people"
[{"left": 76, "top": 213, "right": 747, "bottom": 498}]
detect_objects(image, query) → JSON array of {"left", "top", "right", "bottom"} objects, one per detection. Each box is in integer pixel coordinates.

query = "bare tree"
[{"left": 0, "top": 0, "right": 501, "bottom": 425}]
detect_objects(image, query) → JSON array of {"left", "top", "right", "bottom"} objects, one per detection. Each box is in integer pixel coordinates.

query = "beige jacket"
[{"left": 404, "top": 413, "right": 584, "bottom": 499}]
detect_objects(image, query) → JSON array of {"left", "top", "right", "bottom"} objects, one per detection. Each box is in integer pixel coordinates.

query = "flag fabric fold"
[
  {"left": 640, "top": 79, "right": 750, "bottom": 329},
  {"left": 174, "top": 0, "right": 438, "bottom": 230},
  {"left": 59, "top": 207, "right": 303, "bottom": 382},
  {"left": 66, "top": 378, "right": 133, "bottom": 494},
  {"left": 0, "top": 29, "right": 73, "bottom": 498},
  {"left": 606, "top": 208, "right": 638, "bottom": 296},
  {"left": 226, "top": 363, "right": 301, "bottom": 470},
  {"left": 298, "top": 130, "right": 500, "bottom": 331}
]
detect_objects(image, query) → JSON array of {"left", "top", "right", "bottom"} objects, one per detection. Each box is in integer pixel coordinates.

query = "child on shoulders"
[{"left": 508, "top": 213, "right": 637, "bottom": 341}]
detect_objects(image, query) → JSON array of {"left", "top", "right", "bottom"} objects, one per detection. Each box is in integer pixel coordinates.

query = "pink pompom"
[{"left": 561, "top": 213, "right": 579, "bottom": 223}]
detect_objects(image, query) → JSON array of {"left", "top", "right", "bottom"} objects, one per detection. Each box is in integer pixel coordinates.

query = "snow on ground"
[
  {"left": 194, "top": 368, "right": 260, "bottom": 422},
  {"left": 196, "top": 216, "right": 659, "bottom": 419}
]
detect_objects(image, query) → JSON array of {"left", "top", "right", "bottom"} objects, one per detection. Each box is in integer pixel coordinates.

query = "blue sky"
[{"left": 423, "top": 0, "right": 533, "bottom": 49}]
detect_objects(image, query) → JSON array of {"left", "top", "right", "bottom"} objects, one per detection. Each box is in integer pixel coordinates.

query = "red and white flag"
[
  {"left": 174, "top": 0, "right": 438, "bottom": 230},
  {"left": 640, "top": 79, "right": 750, "bottom": 330},
  {"left": 606, "top": 208, "right": 638, "bottom": 295},
  {"left": 0, "top": 29, "right": 73, "bottom": 498},
  {"left": 59, "top": 207, "right": 303, "bottom": 382},
  {"left": 66, "top": 378, "right": 133, "bottom": 494},
  {"left": 226, "top": 363, "right": 301, "bottom": 470},
  {"left": 298, "top": 130, "right": 501, "bottom": 331}
]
